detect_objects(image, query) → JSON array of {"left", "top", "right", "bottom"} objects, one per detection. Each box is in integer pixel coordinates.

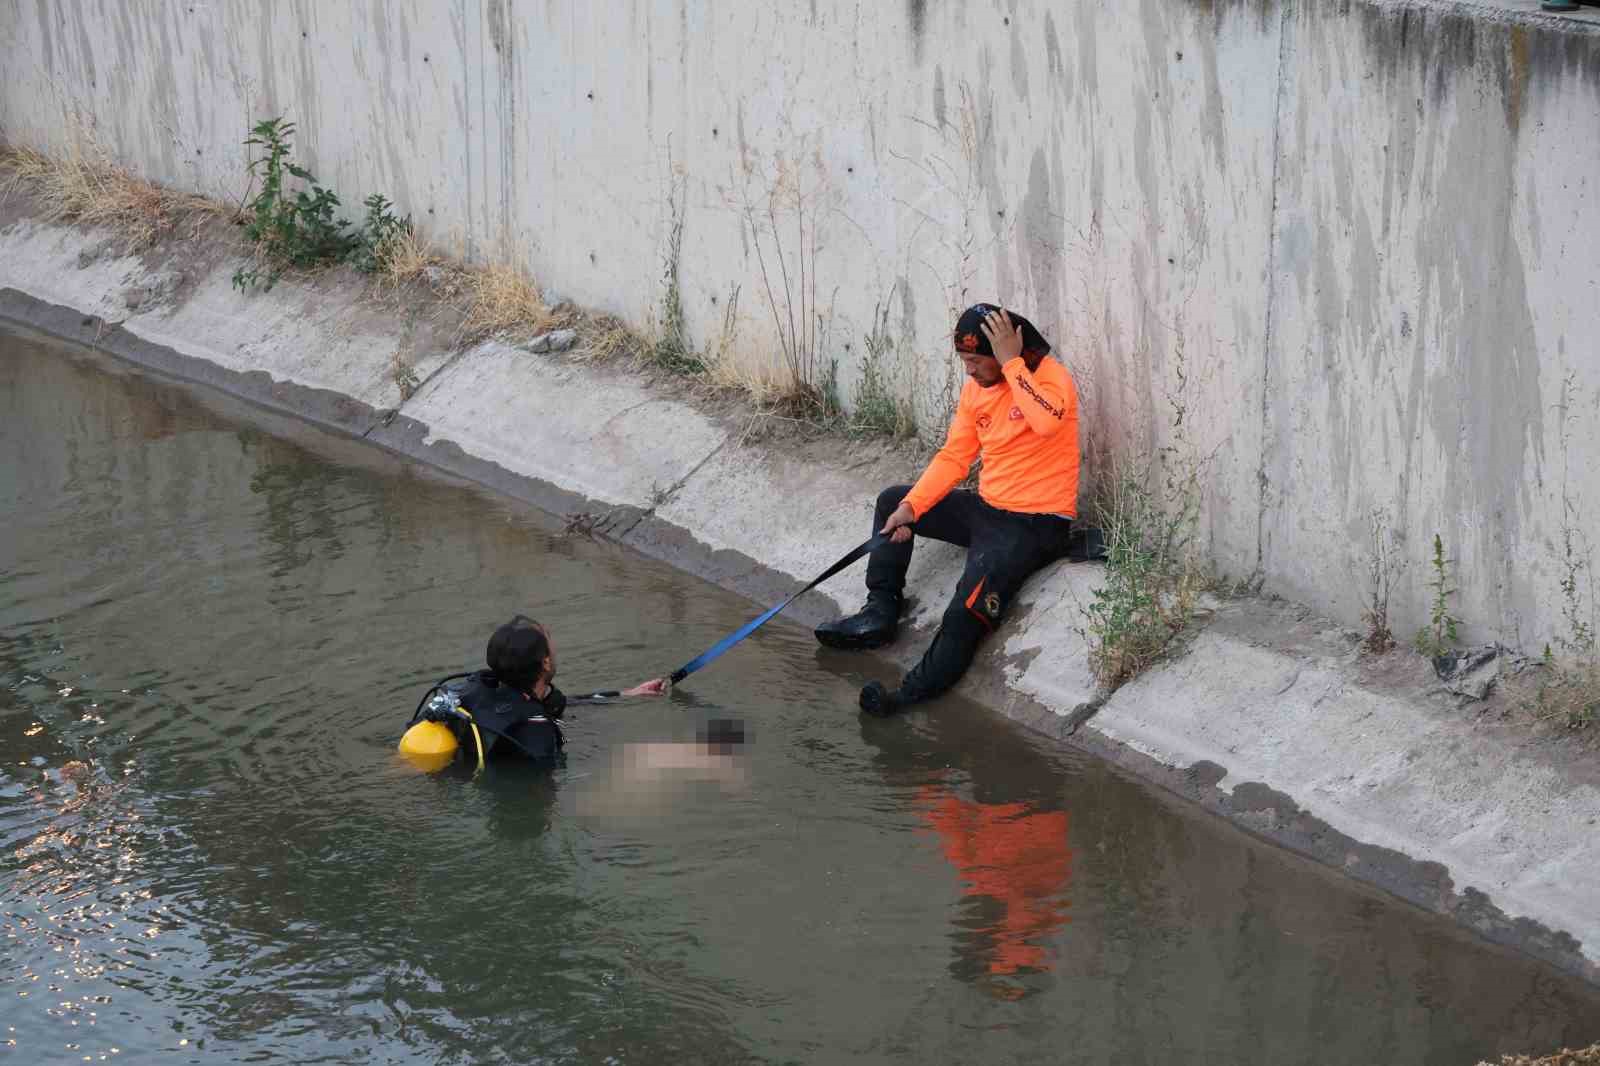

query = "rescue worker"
[
  {"left": 816, "top": 304, "right": 1079, "bottom": 715},
  {"left": 449, "top": 615, "right": 666, "bottom": 761}
]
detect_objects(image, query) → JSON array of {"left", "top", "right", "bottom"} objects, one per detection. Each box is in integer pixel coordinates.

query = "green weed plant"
[
  {"left": 1414, "top": 533, "right": 1461, "bottom": 659},
  {"left": 233, "top": 117, "right": 409, "bottom": 291}
]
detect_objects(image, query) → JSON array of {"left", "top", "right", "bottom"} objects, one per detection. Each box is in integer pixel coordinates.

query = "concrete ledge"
[
  {"left": 405, "top": 339, "right": 729, "bottom": 510},
  {"left": 1, "top": 214, "right": 1596, "bottom": 986}
]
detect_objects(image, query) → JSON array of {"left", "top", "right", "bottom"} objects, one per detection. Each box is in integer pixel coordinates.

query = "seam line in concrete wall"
[
  {"left": 654, "top": 436, "right": 731, "bottom": 512},
  {"left": 1253, "top": 0, "right": 1295, "bottom": 585},
  {"left": 360, "top": 342, "right": 476, "bottom": 440}
]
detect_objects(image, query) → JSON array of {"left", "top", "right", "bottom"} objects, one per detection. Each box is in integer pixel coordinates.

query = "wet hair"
[{"left": 486, "top": 615, "right": 549, "bottom": 693}]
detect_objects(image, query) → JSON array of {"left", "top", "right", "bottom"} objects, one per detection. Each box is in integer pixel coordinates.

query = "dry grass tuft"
[
  {"left": 373, "top": 225, "right": 441, "bottom": 285},
  {"left": 702, "top": 343, "right": 806, "bottom": 407},
  {"left": 1530, "top": 659, "right": 1600, "bottom": 731},
  {"left": 0, "top": 141, "right": 224, "bottom": 249},
  {"left": 1477, "top": 1042, "right": 1600, "bottom": 1066},
  {"left": 577, "top": 313, "right": 647, "bottom": 362},
  {"left": 458, "top": 260, "right": 560, "bottom": 341}
]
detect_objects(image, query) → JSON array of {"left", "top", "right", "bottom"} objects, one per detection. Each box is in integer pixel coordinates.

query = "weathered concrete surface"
[
  {"left": 4, "top": 0, "right": 1599, "bottom": 654},
  {"left": 405, "top": 339, "right": 728, "bottom": 510},
  {"left": 1098, "top": 612, "right": 1600, "bottom": 970},
  {"left": 1263, "top": 0, "right": 1600, "bottom": 654},
  {"left": 2, "top": 212, "right": 1597, "bottom": 985}
]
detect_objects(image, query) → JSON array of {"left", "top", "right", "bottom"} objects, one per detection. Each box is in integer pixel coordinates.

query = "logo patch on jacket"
[
  {"left": 983, "top": 592, "right": 1002, "bottom": 618},
  {"left": 1008, "top": 406, "right": 1024, "bottom": 421},
  {"left": 976, "top": 413, "right": 993, "bottom": 430}
]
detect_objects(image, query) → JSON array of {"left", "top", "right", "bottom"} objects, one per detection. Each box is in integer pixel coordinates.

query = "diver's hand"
[
  {"left": 624, "top": 678, "right": 668, "bottom": 697},
  {"left": 880, "top": 501, "right": 916, "bottom": 544}
]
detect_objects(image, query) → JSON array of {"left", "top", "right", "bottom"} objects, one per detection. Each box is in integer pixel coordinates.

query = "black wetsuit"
[
  {"left": 451, "top": 672, "right": 568, "bottom": 761},
  {"left": 869, "top": 484, "right": 1071, "bottom": 704}
]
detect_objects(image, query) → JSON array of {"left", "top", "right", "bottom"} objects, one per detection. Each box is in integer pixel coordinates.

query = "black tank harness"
[{"left": 409, "top": 671, "right": 622, "bottom": 766}]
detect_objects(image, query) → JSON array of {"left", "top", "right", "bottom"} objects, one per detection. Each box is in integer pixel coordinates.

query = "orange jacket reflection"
[{"left": 917, "top": 786, "right": 1072, "bottom": 974}]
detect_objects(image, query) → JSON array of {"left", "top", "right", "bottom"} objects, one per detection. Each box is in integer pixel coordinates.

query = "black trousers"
[{"left": 867, "top": 485, "right": 1071, "bottom": 704}]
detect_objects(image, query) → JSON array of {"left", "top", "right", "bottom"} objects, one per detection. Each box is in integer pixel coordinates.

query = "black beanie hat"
[{"left": 953, "top": 303, "right": 1052, "bottom": 363}]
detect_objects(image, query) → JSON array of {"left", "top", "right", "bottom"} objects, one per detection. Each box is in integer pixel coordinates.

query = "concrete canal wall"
[
  {"left": 4, "top": 193, "right": 1600, "bottom": 986},
  {"left": 3, "top": 0, "right": 1600, "bottom": 983},
  {"left": 4, "top": 0, "right": 1600, "bottom": 654}
]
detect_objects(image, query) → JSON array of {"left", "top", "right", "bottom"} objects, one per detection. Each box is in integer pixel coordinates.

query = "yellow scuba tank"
[{"left": 398, "top": 720, "right": 458, "bottom": 773}]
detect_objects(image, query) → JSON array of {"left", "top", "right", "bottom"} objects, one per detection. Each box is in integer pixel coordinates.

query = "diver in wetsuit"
[{"left": 404, "top": 615, "right": 665, "bottom": 768}]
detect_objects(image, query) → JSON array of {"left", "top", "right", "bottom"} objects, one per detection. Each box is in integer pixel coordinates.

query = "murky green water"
[{"left": 2, "top": 323, "right": 1598, "bottom": 1065}]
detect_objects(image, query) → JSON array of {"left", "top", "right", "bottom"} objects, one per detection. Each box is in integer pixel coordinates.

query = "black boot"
[
  {"left": 858, "top": 680, "right": 903, "bottom": 716},
  {"left": 815, "top": 592, "right": 902, "bottom": 650}
]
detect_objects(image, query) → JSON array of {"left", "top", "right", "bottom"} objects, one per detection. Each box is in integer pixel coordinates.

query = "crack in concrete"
[
  {"left": 1252, "top": 0, "right": 1294, "bottom": 590},
  {"left": 360, "top": 342, "right": 476, "bottom": 438},
  {"left": 602, "top": 436, "right": 733, "bottom": 540},
  {"left": 605, "top": 396, "right": 661, "bottom": 424},
  {"left": 651, "top": 434, "right": 730, "bottom": 510}
]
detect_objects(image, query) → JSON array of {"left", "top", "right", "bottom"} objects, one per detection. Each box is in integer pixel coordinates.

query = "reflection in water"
[
  {"left": 916, "top": 785, "right": 1071, "bottom": 986},
  {"left": 858, "top": 704, "right": 1075, "bottom": 1000},
  {"left": 5, "top": 324, "right": 1600, "bottom": 1065}
]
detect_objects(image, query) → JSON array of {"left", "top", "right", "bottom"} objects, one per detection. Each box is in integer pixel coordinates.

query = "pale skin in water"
[
  {"left": 527, "top": 624, "right": 667, "bottom": 701},
  {"left": 879, "top": 308, "right": 1026, "bottom": 545}
]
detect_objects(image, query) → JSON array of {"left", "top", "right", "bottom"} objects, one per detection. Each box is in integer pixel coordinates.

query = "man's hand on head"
[
  {"left": 980, "top": 308, "right": 1024, "bottom": 365},
  {"left": 880, "top": 501, "right": 917, "bottom": 544}
]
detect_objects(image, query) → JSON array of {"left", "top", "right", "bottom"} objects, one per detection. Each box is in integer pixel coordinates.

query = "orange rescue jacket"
[{"left": 903, "top": 355, "right": 1080, "bottom": 520}]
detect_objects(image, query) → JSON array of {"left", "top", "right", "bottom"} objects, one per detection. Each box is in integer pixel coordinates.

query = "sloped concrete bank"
[
  {"left": 9, "top": 0, "right": 1600, "bottom": 656},
  {"left": 3, "top": 212, "right": 1598, "bottom": 986}
]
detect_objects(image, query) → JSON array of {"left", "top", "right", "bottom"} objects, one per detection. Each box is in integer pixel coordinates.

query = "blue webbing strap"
[{"left": 669, "top": 532, "right": 891, "bottom": 684}]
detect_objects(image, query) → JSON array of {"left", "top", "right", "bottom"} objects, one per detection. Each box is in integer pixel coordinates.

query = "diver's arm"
[
  {"left": 569, "top": 678, "right": 667, "bottom": 704},
  {"left": 566, "top": 690, "right": 621, "bottom": 704}
]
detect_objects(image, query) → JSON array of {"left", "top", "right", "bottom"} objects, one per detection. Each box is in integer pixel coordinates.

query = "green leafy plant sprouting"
[
  {"left": 1532, "top": 372, "right": 1599, "bottom": 729},
  {"left": 818, "top": 356, "right": 844, "bottom": 424},
  {"left": 233, "top": 118, "right": 354, "bottom": 290},
  {"left": 1360, "top": 508, "right": 1405, "bottom": 655},
  {"left": 850, "top": 301, "right": 916, "bottom": 439},
  {"left": 1084, "top": 450, "right": 1205, "bottom": 688},
  {"left": 647, "top": 194, "right": 703, "bottom": 375},
  {"left": 1414, "top": 533, "right": 1461, "bottom": 658},
  {"left": 347, "top": 193, "right": 413, "bottom": 275},
  {"left": 1083, "top": 321, "right": 1207, "bottom": 689},
  {"left": 232, "top": 118, "right": 409, "bottom": 291},
  {"left": 1549, "top": 519, "right": 1598, "bottom": 726}
]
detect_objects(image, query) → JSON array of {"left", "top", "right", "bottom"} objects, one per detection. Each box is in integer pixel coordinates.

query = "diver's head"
[{"left": 486, "top": 615, "right": 556, "bottom": 697}]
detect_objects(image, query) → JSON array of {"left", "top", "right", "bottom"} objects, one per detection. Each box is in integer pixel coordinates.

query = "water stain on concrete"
[
  {"left": 1009, "top": 18, "right": 1029, "bottom": 102},
  {"left": 1021, "top": 146, "right": 1061, "bottom": 335},
  {"left": 1043, "top": 11, "right": 1064, "bottom": 79},
  {"left": 907, "top": 0, "right": 928, "bottom": 63},
  {"left": 487, "top": 0, "right": 510, "bottom": 55},
  {"left": 32, "top": 0, "right": 56, "bottom": 75},
  {"left": 70, "top": 5, "right": 97, "bottom": 99}
]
